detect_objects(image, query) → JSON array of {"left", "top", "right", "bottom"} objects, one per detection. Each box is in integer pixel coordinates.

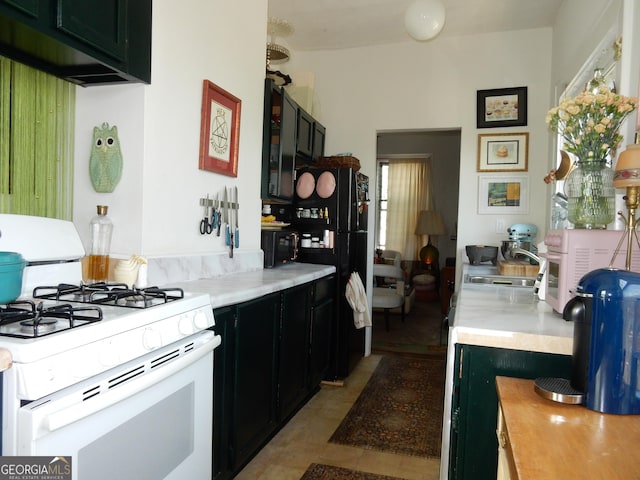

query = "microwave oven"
[
  {"left": 261, "top": 229, "right": 299, "bottom": 268},
  {"left": 544, "top": 229, "right": 640, "bottom": 313}
]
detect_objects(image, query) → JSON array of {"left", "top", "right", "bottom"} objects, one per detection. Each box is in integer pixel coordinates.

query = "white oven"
[
  {"left": 12, "top": 331, "right": 219, "bottom": 480},
  {"left": 0, "top": 214, "right": 221, "bottom": 480}
]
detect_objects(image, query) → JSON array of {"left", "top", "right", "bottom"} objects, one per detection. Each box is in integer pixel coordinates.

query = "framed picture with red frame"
[{"left": 199, "top": 80, "right": 241, "bottom": 177}]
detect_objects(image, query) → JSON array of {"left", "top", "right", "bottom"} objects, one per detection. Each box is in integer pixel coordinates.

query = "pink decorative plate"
[
  {"left": 296, "top": 172, "right": 315, "bottom": 199},
  {"left": 316, "top": 171, "right": 336, "bottom": 199}
]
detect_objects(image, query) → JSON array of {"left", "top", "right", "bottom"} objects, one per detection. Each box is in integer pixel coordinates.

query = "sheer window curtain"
[{"left": 385, "top": 157, "right": 432, "bottom": 260}]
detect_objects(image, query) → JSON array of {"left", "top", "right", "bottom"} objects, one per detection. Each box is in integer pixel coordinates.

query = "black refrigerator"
[{"left": 292, "top": 167, "right": 369, "bottom": 380}]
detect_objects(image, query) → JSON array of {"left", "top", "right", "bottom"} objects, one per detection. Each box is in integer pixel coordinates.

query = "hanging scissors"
[{"left": 199, "top": 195, "right": 213, "bottom": 234}]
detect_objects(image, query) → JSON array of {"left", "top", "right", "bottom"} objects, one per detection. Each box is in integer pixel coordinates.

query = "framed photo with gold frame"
[
  {"left": 199, "top": 79, "right": 241, "bottom": 177},
  {"left": 477, "top": 132, "right": 529, "bottom": 172},
  {"left": 478, "top": 174, "right": 529, "bottom": 214}
]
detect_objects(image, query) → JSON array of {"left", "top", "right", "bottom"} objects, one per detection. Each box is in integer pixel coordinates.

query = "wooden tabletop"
[{"left": 496, "top": 376, "right": 640, "bottom": 480}]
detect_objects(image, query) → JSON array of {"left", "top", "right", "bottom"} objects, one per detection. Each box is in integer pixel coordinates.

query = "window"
[
  {"left": 376, "top": 156, "right": 432, "bottom": 260},
  {"left": 377, "top": 162, "right": 389, "bottom": 249},
  {"left": 0, "top": 56, "right": 76, "bottom": 219}
]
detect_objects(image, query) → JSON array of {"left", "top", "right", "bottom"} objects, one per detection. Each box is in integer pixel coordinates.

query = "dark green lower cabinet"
[
  {"left": 213, "top": 275, "right": 334, "bottom": 480},
  {"left": 278, "top": 284, "right": 311, "bottom": 421},
  {"left": 212, "top": 305, "right": 234, "bottom": 480},
  {"left": 233, "top": 293, "right": 280, "bottom": 470},
  {"left": 448, "top": 344, "right": 572, "bottom": 480},
  {"left": 309, "top": 276, "right": 334, "bottom": 387}
]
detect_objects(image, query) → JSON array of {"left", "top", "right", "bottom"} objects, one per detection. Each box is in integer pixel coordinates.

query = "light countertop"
[
  {"left": 452, "top": 264, "right": 573, "bottom": 355},
  {"left": 171, "top": 262, "right": 336, "bottom": 309}
]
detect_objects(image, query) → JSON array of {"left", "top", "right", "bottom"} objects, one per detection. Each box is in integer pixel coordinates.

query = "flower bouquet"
[{"left": 546, "top": 85, "right": 637, "bottom": 228}]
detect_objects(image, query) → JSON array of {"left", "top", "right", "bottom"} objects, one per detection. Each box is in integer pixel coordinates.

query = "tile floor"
[{"left": 235, "top": 354, "right": 442, "bottom": 480}]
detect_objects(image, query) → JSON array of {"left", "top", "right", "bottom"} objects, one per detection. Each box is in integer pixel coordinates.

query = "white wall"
[
  {"left": 73, "top": 0, "right": 268, "bottom": 258},
  {"left": 283, "top": 28, "right": 553, "bottom": 280}
]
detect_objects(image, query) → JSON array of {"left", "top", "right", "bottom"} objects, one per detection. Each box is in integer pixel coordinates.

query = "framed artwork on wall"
[
  {"left": 478, "top": 174, "right": 529, "bottom": 214},
  {"left": 477, "top": 132, "right": 529, "bottom": 172},
  {"left": 477, "top": 86, "right": 527, "bottom": 128},
  {"left": 199, "top": 79, "right": 241, "bottom": 177}
]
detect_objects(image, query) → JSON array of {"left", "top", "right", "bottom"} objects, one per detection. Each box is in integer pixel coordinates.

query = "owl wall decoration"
[{"left": 89, "top": 122, "right": 123, "bottom": 193}]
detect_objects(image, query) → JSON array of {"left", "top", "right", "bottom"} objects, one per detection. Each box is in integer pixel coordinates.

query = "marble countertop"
[
  {"left": 452, "top": 265, "right": 573, "bottom": 355},
  {"left": 170, "top": 262, "right": 336, "bottom": 309}
]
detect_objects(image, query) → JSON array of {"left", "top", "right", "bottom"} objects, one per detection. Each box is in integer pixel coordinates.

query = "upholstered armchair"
[{"left": 371, "top": 264, "right": 405, "bottom": 331}]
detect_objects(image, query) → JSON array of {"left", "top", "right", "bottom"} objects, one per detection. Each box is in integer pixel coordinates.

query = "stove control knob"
[
  {"left": 142, "top": 327, "right": 162, "bottom": 350},
  {"left": 193, "top": 310, "right": 209, "bottom": 330},
  {"left": 178, "top": 315, "right": 195, "bottom": 335}
]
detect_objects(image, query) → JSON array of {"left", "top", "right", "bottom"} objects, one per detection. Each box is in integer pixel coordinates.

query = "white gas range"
[{"left": 0, "top": 214, "right": 219, "bottom": 480}]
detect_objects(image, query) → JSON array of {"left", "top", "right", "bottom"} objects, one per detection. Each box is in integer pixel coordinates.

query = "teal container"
[{"left": 0, "top": 252, "right": 26, "bottom": 303}]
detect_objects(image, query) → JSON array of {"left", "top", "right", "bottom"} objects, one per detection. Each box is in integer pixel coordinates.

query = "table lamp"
[
  {"left": 612, "top": 133, "right": 640, "bottom": 269},
  {"left": 415, "top": 210, "right": 446, "bottom": 265}
]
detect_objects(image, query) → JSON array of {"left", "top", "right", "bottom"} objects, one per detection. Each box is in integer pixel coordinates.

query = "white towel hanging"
[{"left": 345, "top": 271, "right": 371, "bottom": 329}]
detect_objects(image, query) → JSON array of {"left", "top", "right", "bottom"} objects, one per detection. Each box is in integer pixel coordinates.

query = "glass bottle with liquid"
[{"left": 88, "top": 205, "right": 113, "bottom": 283}]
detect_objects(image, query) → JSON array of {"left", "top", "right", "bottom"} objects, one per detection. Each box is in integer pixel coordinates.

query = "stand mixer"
[{"left": 501, "top": 223, "right": 538, "bottom": 262}]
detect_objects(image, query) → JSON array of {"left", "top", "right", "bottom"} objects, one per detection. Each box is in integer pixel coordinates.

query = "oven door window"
[{"left": 17, "top": 344, "right": 214, "bottom": 480}]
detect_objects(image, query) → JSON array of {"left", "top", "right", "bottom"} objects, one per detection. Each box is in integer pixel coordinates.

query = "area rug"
[
  {"left": 300, "top": 463, "right": 408, "bottom": 480},
  {"left": 371, "top": 299, "right": 447, "bottom": 356},
  {"left": 329, "top": 354, "right": 446, "bottom": 458}
]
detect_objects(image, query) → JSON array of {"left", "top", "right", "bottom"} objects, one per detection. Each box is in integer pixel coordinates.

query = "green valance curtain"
[{"left": 0, "top": 56, "right": 75, "bottom": 219}]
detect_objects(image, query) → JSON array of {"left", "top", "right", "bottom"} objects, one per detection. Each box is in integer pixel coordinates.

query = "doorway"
[{"left": 372, "top": 129, "right": 461, "bottom": 352}]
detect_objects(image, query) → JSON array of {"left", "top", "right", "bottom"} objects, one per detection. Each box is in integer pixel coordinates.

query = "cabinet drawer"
[{"left": 313, "top": 275, "right": 335, "bottom": 305}]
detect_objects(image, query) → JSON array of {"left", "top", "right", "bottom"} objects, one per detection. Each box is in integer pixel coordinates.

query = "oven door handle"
[{"left": 45, "top": 332, "right": 221, "bottom": 432}]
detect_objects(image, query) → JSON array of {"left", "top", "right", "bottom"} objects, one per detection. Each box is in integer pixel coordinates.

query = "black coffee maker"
[{"left": 563, "top": 268, "right": 640, "bottom": 414}]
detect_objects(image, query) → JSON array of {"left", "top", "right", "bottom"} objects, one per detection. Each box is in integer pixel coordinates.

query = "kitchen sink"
[{"left": 464, "top": 274, "right": 536, "bottom": 288}]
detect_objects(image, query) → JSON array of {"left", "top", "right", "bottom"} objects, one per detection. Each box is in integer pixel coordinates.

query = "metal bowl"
[{"left": 501, "top": 240, "right": 532, "bottom": 260}]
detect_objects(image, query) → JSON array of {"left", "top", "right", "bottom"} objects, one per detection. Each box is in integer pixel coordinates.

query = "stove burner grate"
[
  {"left": 33, "top": 283, "right": 184, "bottom": 308},
  {"left": 0, "top": 301, "right": 103, "bottom": 338}
]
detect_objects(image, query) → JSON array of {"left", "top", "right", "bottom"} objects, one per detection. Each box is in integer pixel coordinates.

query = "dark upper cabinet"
[
  {"left": 262, "top": 78, "right": 297, "bottom": 201},
  {"left": 1, "top": 0, "right": 38, "bottom": 18},
  {"left": 262, "top": 80, "right": 328, "bottom": 200},
  {"left": 296, "top": 107, "right": 314, "bottom": 160},
  {"left": 0, "top": 0, "right": 151, "bottom": 85},
  {"left": 57, "top": 0, "right": 127, "bottom": 62},
  {"left": 312, "top": 121, "right": 326, "bottom": 163}
]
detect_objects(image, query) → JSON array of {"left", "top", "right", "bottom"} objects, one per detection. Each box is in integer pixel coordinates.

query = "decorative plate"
[
  {"left": 296, "top": 172, "right": 315, "bottom": 199},
  {"left": 316, "top": 171, "right": 336, "bottom": 198}
]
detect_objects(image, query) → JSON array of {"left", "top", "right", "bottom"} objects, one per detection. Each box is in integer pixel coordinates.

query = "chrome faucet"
[
  {"left": 510, "top": 247, "right": 547, "bottom": 299},
  {"left": 509, "top": 247, "right": 542, "bottom": 264}
]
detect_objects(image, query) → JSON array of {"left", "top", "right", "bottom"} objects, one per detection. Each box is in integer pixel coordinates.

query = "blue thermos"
[{"left": 574, "top": 268, "right": 640, "bottom": 414}]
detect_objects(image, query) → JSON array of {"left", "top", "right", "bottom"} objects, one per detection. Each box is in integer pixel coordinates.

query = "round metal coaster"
[{"left": 534, "top": 377, "right": 585, "bottom": 405}]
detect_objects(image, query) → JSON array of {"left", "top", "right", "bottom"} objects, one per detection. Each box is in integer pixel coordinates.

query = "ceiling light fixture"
[
  {"left": 404, "top": 0, "right": 446, "bottom": 41},
  {"left": 266, "top": 17, "right": 293, "bottom": 86}
]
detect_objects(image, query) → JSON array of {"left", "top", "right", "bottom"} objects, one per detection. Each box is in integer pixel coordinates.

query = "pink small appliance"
[{"left": 544, "top": 229, "right": 640, "bottom": 313}]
